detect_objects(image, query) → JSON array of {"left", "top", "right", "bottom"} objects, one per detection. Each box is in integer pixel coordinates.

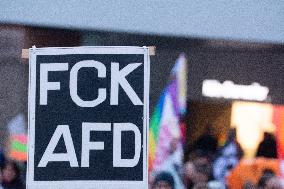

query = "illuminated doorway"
[{"left": 231, "top": 101, "right": 275, "bottom": 159}]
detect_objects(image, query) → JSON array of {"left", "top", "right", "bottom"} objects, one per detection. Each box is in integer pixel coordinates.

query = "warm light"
[{"left": 231, "top": 101, "right": 275, "bottom": 159}]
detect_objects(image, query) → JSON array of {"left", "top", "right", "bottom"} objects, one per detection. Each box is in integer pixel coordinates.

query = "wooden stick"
[
  {"left": 22, "top": 46, "right": 156, "bottom": 59},
  {"left": 22, "top": 49, "right": 29, "bottom": 59},
  {"left": 149, "top": 46, "right": 156, "bottom": 56}
]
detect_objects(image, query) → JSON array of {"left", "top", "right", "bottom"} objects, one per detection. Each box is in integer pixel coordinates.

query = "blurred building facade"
[{"left": 0, "top": 1, "right": 284, "bottom": 157}]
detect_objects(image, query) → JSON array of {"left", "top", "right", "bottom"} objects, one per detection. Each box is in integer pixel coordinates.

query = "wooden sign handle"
[
  {"left": 22, "top": 46, "right": 156, "bottom": 59},
  {"left": 22, "top": 49, "right": 29, "bottom": 59}
]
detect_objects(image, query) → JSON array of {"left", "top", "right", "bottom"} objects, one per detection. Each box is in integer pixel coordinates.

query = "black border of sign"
[{"left": 27, "top": 46, "right": 150, "bottom": 189}]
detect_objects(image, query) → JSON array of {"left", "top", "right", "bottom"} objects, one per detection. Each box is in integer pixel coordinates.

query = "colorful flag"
[
  {"left": 7, "top": 113, "right": 27, "bottom": 161},
  {"left": 10, "top": 134, "right": 27, "bottom": 161},
  {"left": 149, "top": 54, "right": 187, "bottom": 172}
]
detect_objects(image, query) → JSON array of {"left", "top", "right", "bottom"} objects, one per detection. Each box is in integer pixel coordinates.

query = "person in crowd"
[
  {"left": 213, "top": 128, "right": 243, "bottom": 185},
  {"left": 149, "top": 172, "right": 155, "bottom": 189},
  {"left": 264, "top": 176, "right": 282, "bottom": 189},
  {"left": 242, "top": 181, "right": 256, "bottom": 189},
  {"left": 152, "top": 171, "right": 175, "bottom": 189},
  {"left": 257, "top": 170, "right": 282, "bottom": 189},
  {"left": 0, "top": 149, "right": 5, "bottom": 169},
  {"left": 192, "top": 160, "right": 211, "bottom": 185},
  {"left": 193, "top": 125, "right": 218, "bottom": 158},
  {"left": 227, "top": 158, "right": 280, "bottom": 189},
  {"left": 156, "top": 137, "right": 185, "bottom": 189},
  {"left": 184, "top": 158, "right": 218, "bottom": 189},
  {"left": 188, "top": 150, "right": 210, "bottom": 166},
  {"left": 256, "top": 132, "right": 277, "bottom": 158},
  {"left": 0, "top": 168, "right": 4, "bottom": 189},
  {"left": 184, "top": 161, "right": 195, "bottom": 189},
  {"left": 207, "top": 180, "right": 226, "bottom": 189},
  {"left": 192, "top": 183, "right": 208, "bottom": 189},
  {"left": 1, "top": 161, "right": 25, "bottom": 189}
]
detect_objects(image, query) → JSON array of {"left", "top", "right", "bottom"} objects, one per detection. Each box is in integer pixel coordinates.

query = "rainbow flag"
[
  {"left": 10, "top": 134, "right": 27, "bottom": 161},
  {"left": 149, "top": 54, "right": 187, "bottom": 172}
]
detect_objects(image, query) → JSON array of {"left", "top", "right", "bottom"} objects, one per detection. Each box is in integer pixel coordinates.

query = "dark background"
[
  {"left": 186, "top": 48, "right": 284, "bottom": 104},
  {"left": 34, "top": 54, "right": 144, "bottom": 181},
  {"left": 0, "top": 26, "right": 283, "bottom": 156}
]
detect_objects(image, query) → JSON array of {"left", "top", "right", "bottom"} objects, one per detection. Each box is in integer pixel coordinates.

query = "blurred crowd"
[
  {"left": 0, "top": 128, "right": 280, "bottom": 189},
  {"left": 150, "top": 128, "right": 282, "bottom": 189},
  {"left": 0, "top": 156, "right": 25, "bottom": 189}
]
